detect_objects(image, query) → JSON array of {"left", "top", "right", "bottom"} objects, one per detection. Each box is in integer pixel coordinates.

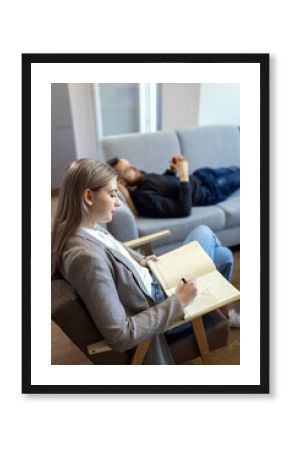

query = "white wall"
[
  {"left": 68, "top": 83, "right": 102, "bottom": 160},
  {"left": 161, "top": 83, "right": 200, "bottom": 130},
  {"left": 51, "top": 84, "right": 103, "bottom": 189},
  {"left": 51, "top": 84, "right": 76, "bottom": 189},
  {"left": 198, "top": 83, "right": 240, "bottom": 126}
]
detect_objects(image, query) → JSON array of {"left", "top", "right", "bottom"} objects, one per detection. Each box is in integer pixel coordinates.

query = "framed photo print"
[{"left": 22, "top": 53, "right": 269, "bottom": 394}]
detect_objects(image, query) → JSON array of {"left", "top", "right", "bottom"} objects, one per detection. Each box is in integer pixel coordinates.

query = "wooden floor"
[{"left": 51, "top": 195, "right": 240, "bottom": 365}]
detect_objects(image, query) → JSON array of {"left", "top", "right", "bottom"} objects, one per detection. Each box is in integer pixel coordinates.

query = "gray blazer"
[{"left": 60, "top": 228, "right": 185, "bottom": 364}]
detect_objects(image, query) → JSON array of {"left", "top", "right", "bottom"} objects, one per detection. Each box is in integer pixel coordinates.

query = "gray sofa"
[{"left": 101, "top": 125, "right": 240, "bottom": 255}]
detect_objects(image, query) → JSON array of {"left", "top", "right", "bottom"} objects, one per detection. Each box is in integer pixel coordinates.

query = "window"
[{"left": 95, "top": 83, "right": 159, "bottom": 137}]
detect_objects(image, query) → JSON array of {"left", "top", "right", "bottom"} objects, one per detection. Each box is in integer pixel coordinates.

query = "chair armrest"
[
  {"left": 87, "top": 340, "right": 112, "bottom": 355},
  {"left": 87, "top": 337, "right": 152, "bottom": 365},
  {"left": 124, "top": 230, "right": 171, "bottom": 249},
  {"left": 86, "top": 310, "right": 183, "bottom": 358},
  {"left": 86, "top": 313, "right": 201, "bottom": 364}
]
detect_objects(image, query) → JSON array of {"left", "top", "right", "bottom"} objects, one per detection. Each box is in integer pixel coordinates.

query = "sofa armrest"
[{"left": 106, "top": 200, "right": 139, "bottom": 242}]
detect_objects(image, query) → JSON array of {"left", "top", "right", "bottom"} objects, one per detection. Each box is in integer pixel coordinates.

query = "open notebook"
[{"left": 148, "top": 241, "right": 240, "bottom": 320}]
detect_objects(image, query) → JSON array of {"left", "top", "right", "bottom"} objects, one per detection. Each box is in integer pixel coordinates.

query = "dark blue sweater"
[{"left": 130, "top": 170, "right": 203, "bottom": 218}]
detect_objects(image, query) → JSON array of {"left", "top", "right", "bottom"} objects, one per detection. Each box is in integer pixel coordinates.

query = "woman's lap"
[{"left": 156, "top": 225, "right": 234, "bottom": 335}]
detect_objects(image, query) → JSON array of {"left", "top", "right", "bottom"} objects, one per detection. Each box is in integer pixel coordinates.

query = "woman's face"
[{"left": 89, "top": 178, "right": 121, "bottom": 223}]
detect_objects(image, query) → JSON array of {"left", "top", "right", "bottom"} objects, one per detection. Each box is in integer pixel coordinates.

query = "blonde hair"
[{"left": 51, "top": 158, "right": 116, "bottom": 278}]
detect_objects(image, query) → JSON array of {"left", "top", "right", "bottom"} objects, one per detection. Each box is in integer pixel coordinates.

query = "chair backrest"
[{"left": 51, "top": 278, "right": 130, "bottom": 364}]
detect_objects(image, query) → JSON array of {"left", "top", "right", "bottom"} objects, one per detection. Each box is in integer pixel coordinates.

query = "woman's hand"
[
  {"left": 140, "top": 255, "right": 159, "bottom": 267},
  {"left": 175, "top": 278, "right": 198, "bottom": 307}
]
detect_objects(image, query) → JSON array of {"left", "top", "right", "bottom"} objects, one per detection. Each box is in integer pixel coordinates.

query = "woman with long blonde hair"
[{"left": 52, "top": 158, "right": 235, "bottom": 364}]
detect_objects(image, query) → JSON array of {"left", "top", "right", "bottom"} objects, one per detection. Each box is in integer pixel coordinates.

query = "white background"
[
  {"left": 31, "top": 61, "right": 260, "bottom": 387},
  {"left": 0, "top": 1, "right": 286, "bottom": 449}
]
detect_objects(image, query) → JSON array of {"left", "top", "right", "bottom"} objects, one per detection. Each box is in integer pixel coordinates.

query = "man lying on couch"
[{"left": 107, "top": 156, "right": 240, "bottom": 219}]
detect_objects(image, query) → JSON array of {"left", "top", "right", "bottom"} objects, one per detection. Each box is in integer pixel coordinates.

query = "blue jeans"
[
  {"left": 150, "top": 225, "right": 233, "bottom": 334},
  {"left": 194, "top": 166, "right": 240, "bottom": 205}
]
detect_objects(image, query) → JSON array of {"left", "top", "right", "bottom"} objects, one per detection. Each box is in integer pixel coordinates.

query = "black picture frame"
[{"left": 22, "top": 53, "right": 269, "bottom": 394}]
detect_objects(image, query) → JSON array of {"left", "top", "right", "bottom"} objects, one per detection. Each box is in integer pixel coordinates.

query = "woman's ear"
[{"left": 83, "top": 189, "right": 94, "bottom": 207}]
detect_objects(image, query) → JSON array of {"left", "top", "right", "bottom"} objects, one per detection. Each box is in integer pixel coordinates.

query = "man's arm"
[
  {"left": 164, "top": 156, "right": 189, "bottom": 179},
  {"left": 131, "top": 158, "right": 191, "bottom": 218},
  {"left": 162, "top": 169, "right": 178, "bottom": 176},
  {"left": 175, "top": 159, "right": 189, "bottom": 182}
]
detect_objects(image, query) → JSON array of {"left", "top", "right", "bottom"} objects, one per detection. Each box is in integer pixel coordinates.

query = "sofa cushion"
[
  {"left": 108, "top": 200, "right": 139, "bottom": 242},
  {"left": 217, "top": 190, "right": 240, "bottom": 229},
  {"left": 177, "top": 125, "right": 240, "bottom": 171},
  {"left": 101, "top": 130, "right": 181, "bottom": 173},
  {"left": 136, "top": 205, "right": 225, "bottom": 247}
]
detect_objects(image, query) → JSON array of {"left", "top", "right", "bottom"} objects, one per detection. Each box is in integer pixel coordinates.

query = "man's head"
[{"left": 106, "top": 158, "right": 144, "bottom": 186}]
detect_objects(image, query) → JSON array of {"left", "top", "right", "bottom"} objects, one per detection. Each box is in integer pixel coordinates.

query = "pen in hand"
[{"left": 176, "top": 277, "right": 197, "bottom": 307}]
